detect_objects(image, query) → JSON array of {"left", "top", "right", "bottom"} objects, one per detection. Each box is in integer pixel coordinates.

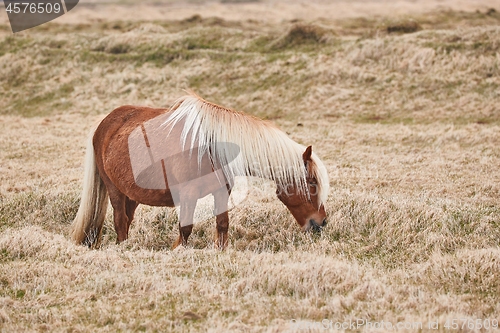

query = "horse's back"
[
  {"left": 94, "top": 105, "right": 169, "bottom": 159},
  {"left": 96, "top": 105, "right": 168, "bottom": 137}
]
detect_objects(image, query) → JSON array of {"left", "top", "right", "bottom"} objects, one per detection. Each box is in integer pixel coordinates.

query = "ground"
[{"left": 0, "top": 0, "right": 500, "bottom": 332}]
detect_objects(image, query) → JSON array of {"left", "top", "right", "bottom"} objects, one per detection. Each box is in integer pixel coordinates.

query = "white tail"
[{"left": 71, "top": 131, "right": 109, "bottom": 247}]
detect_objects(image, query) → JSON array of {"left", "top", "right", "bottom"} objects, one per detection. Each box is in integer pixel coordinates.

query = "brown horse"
[{"left": 71, "top": 92, "right": 329, "bottom": 249}]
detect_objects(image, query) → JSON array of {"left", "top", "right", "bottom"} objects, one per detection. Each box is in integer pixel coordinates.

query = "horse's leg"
[
  {"left": 213, "top": 186, "right": 231, "bottom": 250},
  {"left": 125, "top": 197, "right": 139, "bottom": 230},
  {"left": 172, "top": 192, "right": 197, "bottom": 249},
  {"left": 106, "top": 185, "right": 130, "bottom": 243}
]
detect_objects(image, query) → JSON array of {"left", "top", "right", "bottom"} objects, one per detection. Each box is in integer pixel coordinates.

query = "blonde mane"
[{"left": 164, "top": 92, "right": 329, "bottom": 206}]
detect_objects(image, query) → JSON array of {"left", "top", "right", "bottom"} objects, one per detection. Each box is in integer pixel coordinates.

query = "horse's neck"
[{"left": 241, "top": 161, "right": 287, "bottom": 186}]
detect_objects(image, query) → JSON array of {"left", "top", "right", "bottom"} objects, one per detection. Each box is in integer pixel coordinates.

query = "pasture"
[{"left": 1, "top": 0, "right": 500, "bottom": 331}]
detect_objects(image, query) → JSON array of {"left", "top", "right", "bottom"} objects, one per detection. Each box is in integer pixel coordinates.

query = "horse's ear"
[{"left": 303, "top": 145, "right": 313, "bottom": 164}]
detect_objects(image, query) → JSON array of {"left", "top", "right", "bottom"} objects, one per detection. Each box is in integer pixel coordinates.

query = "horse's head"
[{"left": 276, "top": 146, "right": 328, "bottom": 232}]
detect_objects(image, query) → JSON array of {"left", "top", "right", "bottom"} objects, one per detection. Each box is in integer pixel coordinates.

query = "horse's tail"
[{"left": 71, "top": 130, "right": 109, "bottom": 247}]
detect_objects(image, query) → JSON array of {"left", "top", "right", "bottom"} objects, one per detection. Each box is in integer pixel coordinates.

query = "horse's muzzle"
[{"left": 309, "top": 218, "right": 326, "bottom": 233}]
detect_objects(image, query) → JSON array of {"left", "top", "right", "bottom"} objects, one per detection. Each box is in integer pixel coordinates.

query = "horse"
[{"left": 71, "top": 92, "right": 330, "bottom": 249}]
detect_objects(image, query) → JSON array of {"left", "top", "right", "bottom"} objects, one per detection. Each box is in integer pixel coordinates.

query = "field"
[{"left": 1, "top": 0, "right": 500, "bottom": 331}]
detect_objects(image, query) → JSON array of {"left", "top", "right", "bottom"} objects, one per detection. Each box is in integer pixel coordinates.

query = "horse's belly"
[{"left": 132, "top": 188, "right": 175, "bottom": 207}]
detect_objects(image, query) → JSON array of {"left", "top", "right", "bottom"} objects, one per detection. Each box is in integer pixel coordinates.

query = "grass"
[
  {"left": 2, "top": 13, "right": 500, "bottom": 121},
  {"left": 1, "top": 1, "right": 500, "bottom": 331}
]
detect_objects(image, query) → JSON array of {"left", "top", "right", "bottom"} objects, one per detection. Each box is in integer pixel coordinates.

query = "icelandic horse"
[{"left": 71, "top": 92, "right": 329, "bottom": 249}]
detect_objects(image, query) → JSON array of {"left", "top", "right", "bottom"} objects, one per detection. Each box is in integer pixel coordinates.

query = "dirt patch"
[{"left": 387, "top": 20, "right": 422, "bottom": 34}]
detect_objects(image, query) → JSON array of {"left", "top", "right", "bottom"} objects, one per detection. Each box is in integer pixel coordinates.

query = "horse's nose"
[
  {"left": 310, "top": 219, "right": 323, "bottom": 233},
  {"left": 322, "top": 218, "right": 327, "bottom": 226}
]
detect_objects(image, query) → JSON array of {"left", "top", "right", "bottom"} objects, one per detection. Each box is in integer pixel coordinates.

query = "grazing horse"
[{"left": 71, "top": 92, "right": 329, "bottom": 249}]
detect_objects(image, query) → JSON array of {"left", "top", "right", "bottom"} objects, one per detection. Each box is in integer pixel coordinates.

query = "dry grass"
[{"left": 1, "top": 1, "right": 500, "bottom": 331}]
